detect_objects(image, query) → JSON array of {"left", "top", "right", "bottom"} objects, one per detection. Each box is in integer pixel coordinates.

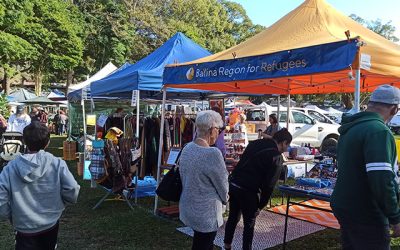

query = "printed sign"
[
  {"left": 131, "top": 90, "right": 138, "bottom": 107},
  {"left": 163, "top": 40, "right": 358, "bottom": 85}
]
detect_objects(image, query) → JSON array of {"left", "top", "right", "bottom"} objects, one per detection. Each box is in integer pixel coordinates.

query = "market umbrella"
[
  {"left": 7, "top": 89, "right": 37, "bottom": 102},
  {"left": 20, "top": 96, "right": 61, "bottom": 105}
]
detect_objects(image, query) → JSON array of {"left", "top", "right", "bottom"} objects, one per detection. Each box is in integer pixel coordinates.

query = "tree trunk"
[
  {"left": 2, "top": 71, "right": 10, "bottom": 96},
  {"left": 65, "top": 70, "right": 74, "bottom": 95},
  {"left": 4, "top": 71, "right": 10, "bottom": 96},
  {"left": 35, "top": 70, "right": 42, "bottom": 96}
]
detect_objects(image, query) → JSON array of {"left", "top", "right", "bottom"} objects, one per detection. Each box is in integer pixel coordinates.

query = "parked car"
[
  {"left": 245, "top": 106, "right": 339, "bottom": 152},
  {"left": 292, "top": 108, "right": 338, "bottom": 125},
  {"left": 389, "top": 112, "right": 400, "bottom": 134}
]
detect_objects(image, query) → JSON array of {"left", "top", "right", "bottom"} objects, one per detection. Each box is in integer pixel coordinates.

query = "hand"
[{"left": 391, "top": 223, "right": 400, "bottom": 238}]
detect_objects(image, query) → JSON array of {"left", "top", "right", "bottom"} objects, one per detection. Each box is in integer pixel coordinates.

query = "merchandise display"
[{"left": 281, "top": 157, "right": 337, "bottom": 198}]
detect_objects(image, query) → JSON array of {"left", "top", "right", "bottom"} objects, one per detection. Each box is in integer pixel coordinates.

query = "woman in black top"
[{"left": 224, "top": 128, "right": 292, "bottom": 250}]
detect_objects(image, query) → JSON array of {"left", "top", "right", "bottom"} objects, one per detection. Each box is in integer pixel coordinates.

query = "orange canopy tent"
[
  {"left": 154, "top": 0, "right": 400, "bottom": 214},
  {"left": 163, "top": 0, "right": 400, "bottom": 97}
]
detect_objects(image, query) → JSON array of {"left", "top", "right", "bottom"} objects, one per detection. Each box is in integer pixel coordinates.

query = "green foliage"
[
  {"left": 0, "top": 0, "right": 36, "bottom": 76},
  {"left": 350, "top": 14, "right": 399, "bottom": 42},
  {"left": 73, "top": 0, "right": 136, "bottom": 78},
  {"left": 23, "top": 0, "right": 85, "bottom": 73},
  {"left": 0, "top": 94, "right": 10, "bottom": 118},
  {"left": 1, "top": 0, "right": 263, "bottom": 87}
]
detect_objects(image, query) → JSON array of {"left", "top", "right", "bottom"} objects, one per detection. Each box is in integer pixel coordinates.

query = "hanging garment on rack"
[
  {"left": 140, "top": 117, "right": 161, "bottom": 177},
  {"left": 104, "top": 139, "right": 125, "bottom": 193},
  {"left": 174, "top": 117, "right": 181, "bottom": 146},
  {"left": 163, "top": 118, "right": 171, "bottom": 153},
  {"left": 119, "top": 138, "right": 134, "bottom": 186},
  {"left": 182, "top": 117, "right": 194, "bottom": 145},
  {"left": 167, "top": 117, "right": 174, "bottom": 147}
]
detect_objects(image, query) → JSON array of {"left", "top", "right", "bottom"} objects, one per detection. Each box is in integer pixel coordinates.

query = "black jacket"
[{"left": 230, "top": 139, "right": 283, "bottom": 209}]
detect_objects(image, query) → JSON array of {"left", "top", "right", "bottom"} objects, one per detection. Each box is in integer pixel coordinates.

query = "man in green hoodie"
[{"left": 331, "top": 84, "right": 400, "bottom": 250}]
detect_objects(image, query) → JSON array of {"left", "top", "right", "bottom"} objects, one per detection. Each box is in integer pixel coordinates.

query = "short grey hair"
[{"left": 196, "top": 110, "right": 223, "bottom": 135}]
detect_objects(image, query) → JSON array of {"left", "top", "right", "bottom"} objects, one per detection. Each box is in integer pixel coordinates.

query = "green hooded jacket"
[{"left": 331, "top": 111, "right": 400, "bottom": 225}]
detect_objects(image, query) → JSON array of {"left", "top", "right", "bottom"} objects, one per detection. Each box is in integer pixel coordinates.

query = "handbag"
[
  {"left": 155, "top": 145, "right": 186, "bottom": 202},
  {"left": 155, "top": 164, "right": 182, "bottom": 202}
]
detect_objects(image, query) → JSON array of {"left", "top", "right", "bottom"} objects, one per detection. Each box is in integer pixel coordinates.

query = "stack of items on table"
[
  {"left": 281, "top": 157, "right": 337, "bottom": 197},
  {"left": 288, "top": 144, "right": 319, "bottom": 161},
  {"left": 224, "top": 131, "right": 246, "bottom": 172}
]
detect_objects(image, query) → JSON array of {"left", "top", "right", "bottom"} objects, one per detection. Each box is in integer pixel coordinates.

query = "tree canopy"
[
  {"left": 1, "top": 0, "right": 398, "bottom": 101},
  {"left": 0, "top": 0, "right": 264, "bottom": 94}
]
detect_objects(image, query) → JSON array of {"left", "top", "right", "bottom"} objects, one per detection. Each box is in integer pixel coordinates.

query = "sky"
[{"left": 231, "top": 0, "right": 400, "bottom": 39}]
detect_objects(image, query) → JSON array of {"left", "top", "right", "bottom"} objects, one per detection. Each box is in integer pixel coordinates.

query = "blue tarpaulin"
[{"left": 90, "top": 32, "right": 211, "bottom": 97}]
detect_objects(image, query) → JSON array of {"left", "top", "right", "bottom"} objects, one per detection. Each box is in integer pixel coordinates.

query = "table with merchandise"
[{"left": 278, "top": 158, "right": 337, "bottom": 250}]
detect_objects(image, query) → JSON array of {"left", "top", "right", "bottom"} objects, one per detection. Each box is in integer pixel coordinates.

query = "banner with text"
[{"left": 163, "top": 40, "right": 358, "bottom": 86}]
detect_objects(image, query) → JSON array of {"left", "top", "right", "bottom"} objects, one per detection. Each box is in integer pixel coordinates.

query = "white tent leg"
[
  {"left": 354, "top": 69, "right": 361, "bottom": 112},
  {"left": 286, "top": 94, "right": 290, "bottom": 129},
  {"left": 154, "top": 88, "right": 167, "bottom": 215},
  {"left": 134, "top": 90, "right": 140, "bottom": 204},
  {"left": 277, "top": 95, "right": 281, "bottom": 123}
]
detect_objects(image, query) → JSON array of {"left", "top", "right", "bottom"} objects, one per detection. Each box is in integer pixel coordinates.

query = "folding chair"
[{"left": 92, "top": 185, "right": 134, "bottom": 210}]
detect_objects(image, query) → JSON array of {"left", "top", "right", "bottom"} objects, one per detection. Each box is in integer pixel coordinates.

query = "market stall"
[
  {"left": 157, "top": 0, "right": 400, "bottom": 219},
  {"left": 67, "top": 32, "right": 218, "bottom": 208}
]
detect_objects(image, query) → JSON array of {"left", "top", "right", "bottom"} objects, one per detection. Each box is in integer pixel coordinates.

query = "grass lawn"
[{"left": 0, "top": 135, "right": 398, "bottom": 249}]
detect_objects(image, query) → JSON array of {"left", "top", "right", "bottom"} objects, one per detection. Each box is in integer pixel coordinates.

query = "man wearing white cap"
[{"left": 331, "top": 84, "right": 400, "bottom": 249}]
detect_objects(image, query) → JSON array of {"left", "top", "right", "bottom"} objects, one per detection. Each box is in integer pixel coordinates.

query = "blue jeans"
[{"left": 336, "top": 216, "right": 390, "bottom": 250}]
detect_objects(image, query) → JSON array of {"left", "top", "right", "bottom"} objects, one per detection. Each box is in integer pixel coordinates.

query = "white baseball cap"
[{"left": 370, "top": 85, "right": 400, "bottom": 105}]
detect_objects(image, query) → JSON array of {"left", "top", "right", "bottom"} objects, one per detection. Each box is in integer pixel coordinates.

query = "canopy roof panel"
[
  {"left": 163, "top": 0, "right": 400, "bottom": 94},
  {"left": 90, "top": 32, "right": 211, "bottom": 96},
  {"left": 68, "top": 62, "right": 118, "bottom": 92}
]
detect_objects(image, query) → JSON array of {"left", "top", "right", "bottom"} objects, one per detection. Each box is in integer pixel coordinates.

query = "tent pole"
[
  {"left": 354, "top": 70, "right": 361, "bottom": 112},
  {"left": 136, "top": 91, "right": 140, "bottom": 138},
  {"left": 277, "top": 95, "right": 281, "bottom": 123},
  {"left": 135, "top": 90, "right": 140, "bottom": 204},
  {"left": 354, "top": 48, "right": 361, "bottom": 112},
  {"left": 154, "top": 88, "right": 167, "bottom": 215},
  {"left": 286, "top": 94, "right": 290, "bottom": 129},
  {"left": 67, "top": 101, "right": 72, "bottom": 141}
]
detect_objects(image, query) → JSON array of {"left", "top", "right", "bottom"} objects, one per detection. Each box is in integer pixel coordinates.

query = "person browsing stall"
[
  {"left": 6, "top": 105, "right": 31, "bottom": 133},
  {"left": 210, "top": 106, "right": 227, "bottom": 157},
  {"left": 0, "top": 122, "right": 80, "bottom": 249},
  {"left": 262, "top": 113, "right": 282, "bottom": 139},
  {"left": 234, "top": 113, "right": 248, "bottom": 146},
  {"left": 331, "top": 84, "right": 400, "bottom": 250},
  {"left": 179, "top": 110, "right": 229, "bottom": 250},
  {"left": 224, "top": 128, "right": 292, "bottom": 250}
]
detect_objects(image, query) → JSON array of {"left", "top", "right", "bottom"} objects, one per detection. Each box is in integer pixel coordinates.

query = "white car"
[
  {"left": 292, "top": 108, "right": 338, "bottom": 125},
  {"left": 246, "top": 106, "right": 340, "bottom": 152},
  {"left": 389, "top": 112, "right": 400, "bottom": 134}
]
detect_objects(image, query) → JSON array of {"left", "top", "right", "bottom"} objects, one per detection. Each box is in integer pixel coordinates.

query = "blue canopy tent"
[{"left": 90, "top": 32, "right": 212, "bottom": 97}]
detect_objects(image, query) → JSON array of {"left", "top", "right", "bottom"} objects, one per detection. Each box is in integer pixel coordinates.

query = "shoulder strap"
[{"left": 175, "top": 143, "right": 188, "bottom": 168}]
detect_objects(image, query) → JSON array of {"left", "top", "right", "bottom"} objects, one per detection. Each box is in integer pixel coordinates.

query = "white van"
[{"left": 246, "top": 105, "right": 340, "bottom": 151}]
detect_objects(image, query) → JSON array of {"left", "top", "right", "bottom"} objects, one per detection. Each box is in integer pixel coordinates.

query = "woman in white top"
[
  {"left": 234, "top": 113, "right": 248, "bottom": 146},
  {"left": 7, "top": 105, "right": 31, "bottom": 133},
  {"left": 179, "top": 110, "right": 229, "bottom": 250}
]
